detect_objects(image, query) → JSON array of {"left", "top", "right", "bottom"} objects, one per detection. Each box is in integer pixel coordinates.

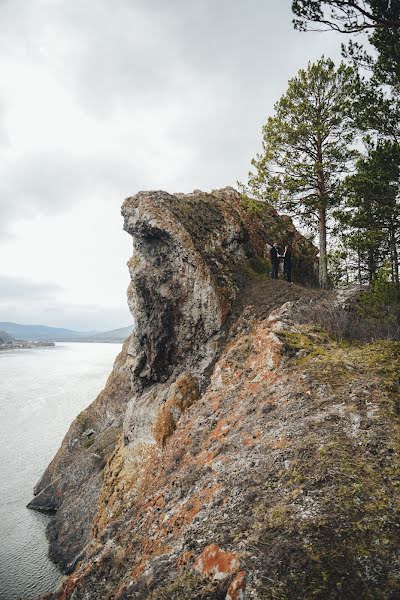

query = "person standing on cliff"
[
  {"left": 283, "top": 243, "right": 292, "bottom": 282},
  {"left": 270, "top": 242, "right": 280, "bottom": 279}
]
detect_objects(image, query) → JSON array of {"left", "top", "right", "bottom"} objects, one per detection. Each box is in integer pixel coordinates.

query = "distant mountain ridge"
[
  {"left": 79, "top": 326, "right": 133, "bottom": 342},
  {"left": 0, "top": 322, "right": 133, "bottom": 342}
]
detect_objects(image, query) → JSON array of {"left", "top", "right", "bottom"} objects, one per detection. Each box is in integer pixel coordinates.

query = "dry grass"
[{"left": 292, "top": 297, "right": 400, "bottom": 342}]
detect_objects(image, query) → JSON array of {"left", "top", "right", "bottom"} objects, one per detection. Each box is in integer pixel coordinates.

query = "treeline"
[{"left": 244, "top": 0, "right": 400, "bottom": 297}]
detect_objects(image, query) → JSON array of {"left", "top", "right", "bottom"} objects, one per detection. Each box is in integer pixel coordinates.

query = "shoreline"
[{"left": 0, "top": 340, "right": 56, "bottom": 351}]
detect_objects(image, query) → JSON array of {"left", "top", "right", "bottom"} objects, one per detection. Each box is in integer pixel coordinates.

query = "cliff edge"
[{"left": 32, "top": 188, "right": 399, "bottom": 600}]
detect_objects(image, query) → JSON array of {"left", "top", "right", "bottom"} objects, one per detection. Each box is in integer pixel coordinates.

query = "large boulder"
[
  {"left": 29, "top": 188, "right": 317, "bottom": 573},
  {"left": 34, "top": 190, "right": 400, "bottom": 600}
]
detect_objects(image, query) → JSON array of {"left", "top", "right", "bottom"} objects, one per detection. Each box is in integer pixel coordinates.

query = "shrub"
[
  {"left": 76, "top": 412, "right": 90, "bottom": 433},
  {"left": 293, "top": 283, "right": 400, "bottom": 343},
  {"left": 358, "top": 264, "right": 400, "bottom": 338}
]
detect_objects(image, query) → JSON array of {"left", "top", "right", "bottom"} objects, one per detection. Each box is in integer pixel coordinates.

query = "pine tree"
[
  {"left": 292, "top": 1, "right": 400, "bottom": 34},
  {"left": 246, "top": 58, "right": 356, "bottom": 288},
  {"left": 291, "top": 2, "right": 400, "bottom": 293},
  {"left": 339, "top": 141, "right": 400, "bottom": 285},
  {"left": 292, "top": 1, "right": 400, "bottom": 133}
]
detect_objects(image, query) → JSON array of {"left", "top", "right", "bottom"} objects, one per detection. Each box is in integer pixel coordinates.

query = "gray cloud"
[
  {"left": 0, "top": 300, "right": 132, "bottom": 331},
  {"left": 0, "top": 100, "right": 9, "bottom": 147},
  {"left": 47, "top": 0, "right": 342, "bottom": 187},
  {"left": 0, "top": 0, "right": 343, "bottom": 192},
  {"left": 0, "top": 275, "right": 61, "bottom": 300},
  {"left": 45, "top": 302, "right": 133, "bottom": 331},
  {"left": 0, "top": 152, "right": 147, "bottom": 238},
  {"left": 0, "top": 0, "right": 344, "bottom": 326},
  {"left": 0, "top": 275, "right": 132, "bottom": 330}
]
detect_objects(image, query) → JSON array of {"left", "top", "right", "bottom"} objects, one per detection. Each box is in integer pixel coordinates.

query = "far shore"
[
  {"left": 0, "top": 339, "right": 126, "bottom": 350},
  {"left": 0, "top": 340, "right": 56, "bottom": 351}
]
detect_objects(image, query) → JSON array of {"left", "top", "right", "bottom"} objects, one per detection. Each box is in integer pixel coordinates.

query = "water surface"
[{"left": 0, "top": 342, "right": 121, "bottom": 600}]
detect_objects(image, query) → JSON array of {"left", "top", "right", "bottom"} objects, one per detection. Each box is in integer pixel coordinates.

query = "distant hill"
[
  {"left": 0, "top": 330, "right": 14, "bottom": 344},
  {"left": 0, "top": 322, "right": 91, "bottom": 341},
  {"left": 79, "top": 326, "right": 134, "bottom": 343},
  {"left": 0, "top": 322, "right": 133, "bottom": 342}
]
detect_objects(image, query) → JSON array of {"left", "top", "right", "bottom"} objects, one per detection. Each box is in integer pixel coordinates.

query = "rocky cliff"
[{"left": 31, "top": 188, "right": 399, "bottom": 600}]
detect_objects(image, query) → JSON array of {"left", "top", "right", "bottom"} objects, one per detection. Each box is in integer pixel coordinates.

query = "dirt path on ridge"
[{"left": 236, "top": 275, "right": 332, "bottom": 321}]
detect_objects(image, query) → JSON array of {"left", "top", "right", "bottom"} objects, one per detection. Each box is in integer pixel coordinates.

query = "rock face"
[{"left": 32, "top": 189, "right": 399, "bottom": 600}]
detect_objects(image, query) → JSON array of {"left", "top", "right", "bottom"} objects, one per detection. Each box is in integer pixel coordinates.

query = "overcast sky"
[{"left": 0, "top": 0, "right": 343, "bottom": 331}]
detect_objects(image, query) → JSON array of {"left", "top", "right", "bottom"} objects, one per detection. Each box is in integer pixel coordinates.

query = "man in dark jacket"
[
  {"left": 283, "top": 244, "right": 292, "bottom": 282},
  {"left": 270, "top": 242, "right": 280, "bottom": 279}
]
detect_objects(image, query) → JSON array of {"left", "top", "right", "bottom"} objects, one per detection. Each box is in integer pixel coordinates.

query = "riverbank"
[{"left": 0, "top": 340, "right": 55, "bottom": 351}]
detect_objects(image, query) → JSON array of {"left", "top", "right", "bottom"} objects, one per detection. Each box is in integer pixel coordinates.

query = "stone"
[
  {"left": 194, "top": 544, "right": 240, "bottom": 581},
  {"left": 82, "top": 428, "right": 95, "bottom": 438}
]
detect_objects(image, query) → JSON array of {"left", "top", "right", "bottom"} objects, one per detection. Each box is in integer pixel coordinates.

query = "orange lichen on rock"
[
  {"left": 208, "top": 418, "right": 231, "bottom": 441},
  {"left": 177, "top": 550, "right": 194, "bottom": 567},
  {"left": 194, "top": 544, "right": 240, "bottom": 581},
  {"left": 167, "top": 485, "right": 221, "bottom": 532},
  {"left": 270, "top": 435, "right": 291, "bottom": 450},
  {"left": 226, "top": 571, "right": 246, "bottom": 600},
  {"left": 242, "top": 430, "right": 262, "bottom": 447}
]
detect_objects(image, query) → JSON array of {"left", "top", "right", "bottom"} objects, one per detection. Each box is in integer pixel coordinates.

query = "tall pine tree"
[
  {"left": 246, "top": 58, "right": 356, "bottom": 288},
  {"left": 339, "top": 141, "right": 400, "bottom": 285},
  {"left": 292, "top": 1, "right": 400, "bottom": 140}
]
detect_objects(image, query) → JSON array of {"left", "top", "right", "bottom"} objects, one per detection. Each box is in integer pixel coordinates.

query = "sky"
[{"left": 0, "top": 0, "right": 343, "bottom": 331}]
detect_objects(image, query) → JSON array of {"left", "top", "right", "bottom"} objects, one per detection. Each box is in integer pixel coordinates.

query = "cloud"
[
  {"left": 0, "top": 299, "right": 133, "bottom": 331},
  {"left": 0, "top": 99, "right": 9, "bottom": 147},
  {"left": 54, "top": 1, "right": 300, "bottom": 108},
  {"left": 0, "top": 151, "right": 143, "bottom": 238},
  {"left": 38, "top": 0, "right": 342, "bottom": 188},
  {"left": 0, "top": 0, "right": 344, "bottom": 322},
  {"left": 42, "top": 302, "right": 133, "bottom": 331},
  {"left": 0, "top": 275, "right": 61, "bottom": 300},
  {"left": 0, "top": 275, "right": 132, "bottom": 330}
]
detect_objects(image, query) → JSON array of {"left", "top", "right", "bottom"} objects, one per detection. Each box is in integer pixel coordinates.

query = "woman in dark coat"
[
  {"left": 283, "top": 244, "right": 292, "bottom": 282},
  {"left": 270, "top": 242, "right": 280, "bottom": 279}
]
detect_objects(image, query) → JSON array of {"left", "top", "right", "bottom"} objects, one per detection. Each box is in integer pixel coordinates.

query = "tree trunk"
[
  {"left": 367, "top": 244, "right": 375, "bottom": 283},
  {"left": 316, "top": 133, "right": 329, "bottom": 289},
  {"left": 389, "top": 225, "right": 399, "bottom": 288},
  {"left": 345, "top": 256, "right": 349, "bottom": 285},
  {"left": 318, "top": 207, "right": 328, "bottom": 288},
  {"left": 357, "top": 248, "right": 362, "bottom": 285}
]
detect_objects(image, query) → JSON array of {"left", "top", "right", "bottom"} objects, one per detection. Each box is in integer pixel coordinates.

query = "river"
[{"left": 0, "top": 342, "right": 122, "bottom": 600}]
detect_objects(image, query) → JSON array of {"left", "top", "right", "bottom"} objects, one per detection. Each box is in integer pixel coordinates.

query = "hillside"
[
  {"left": 30, "top": 188, "right": 399, "bottom": 600},
  {"left": 0, "top": 322, "right": 133, "bottom": 342},
  {"left": 0, "top": 322, "right": 93, "bottom": 341},
  {"left": 0, "top": 329, "right": 14, "bottom": 344},
  {"left": 79, "top": 326, "right": 134, "bottom": 343}
]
